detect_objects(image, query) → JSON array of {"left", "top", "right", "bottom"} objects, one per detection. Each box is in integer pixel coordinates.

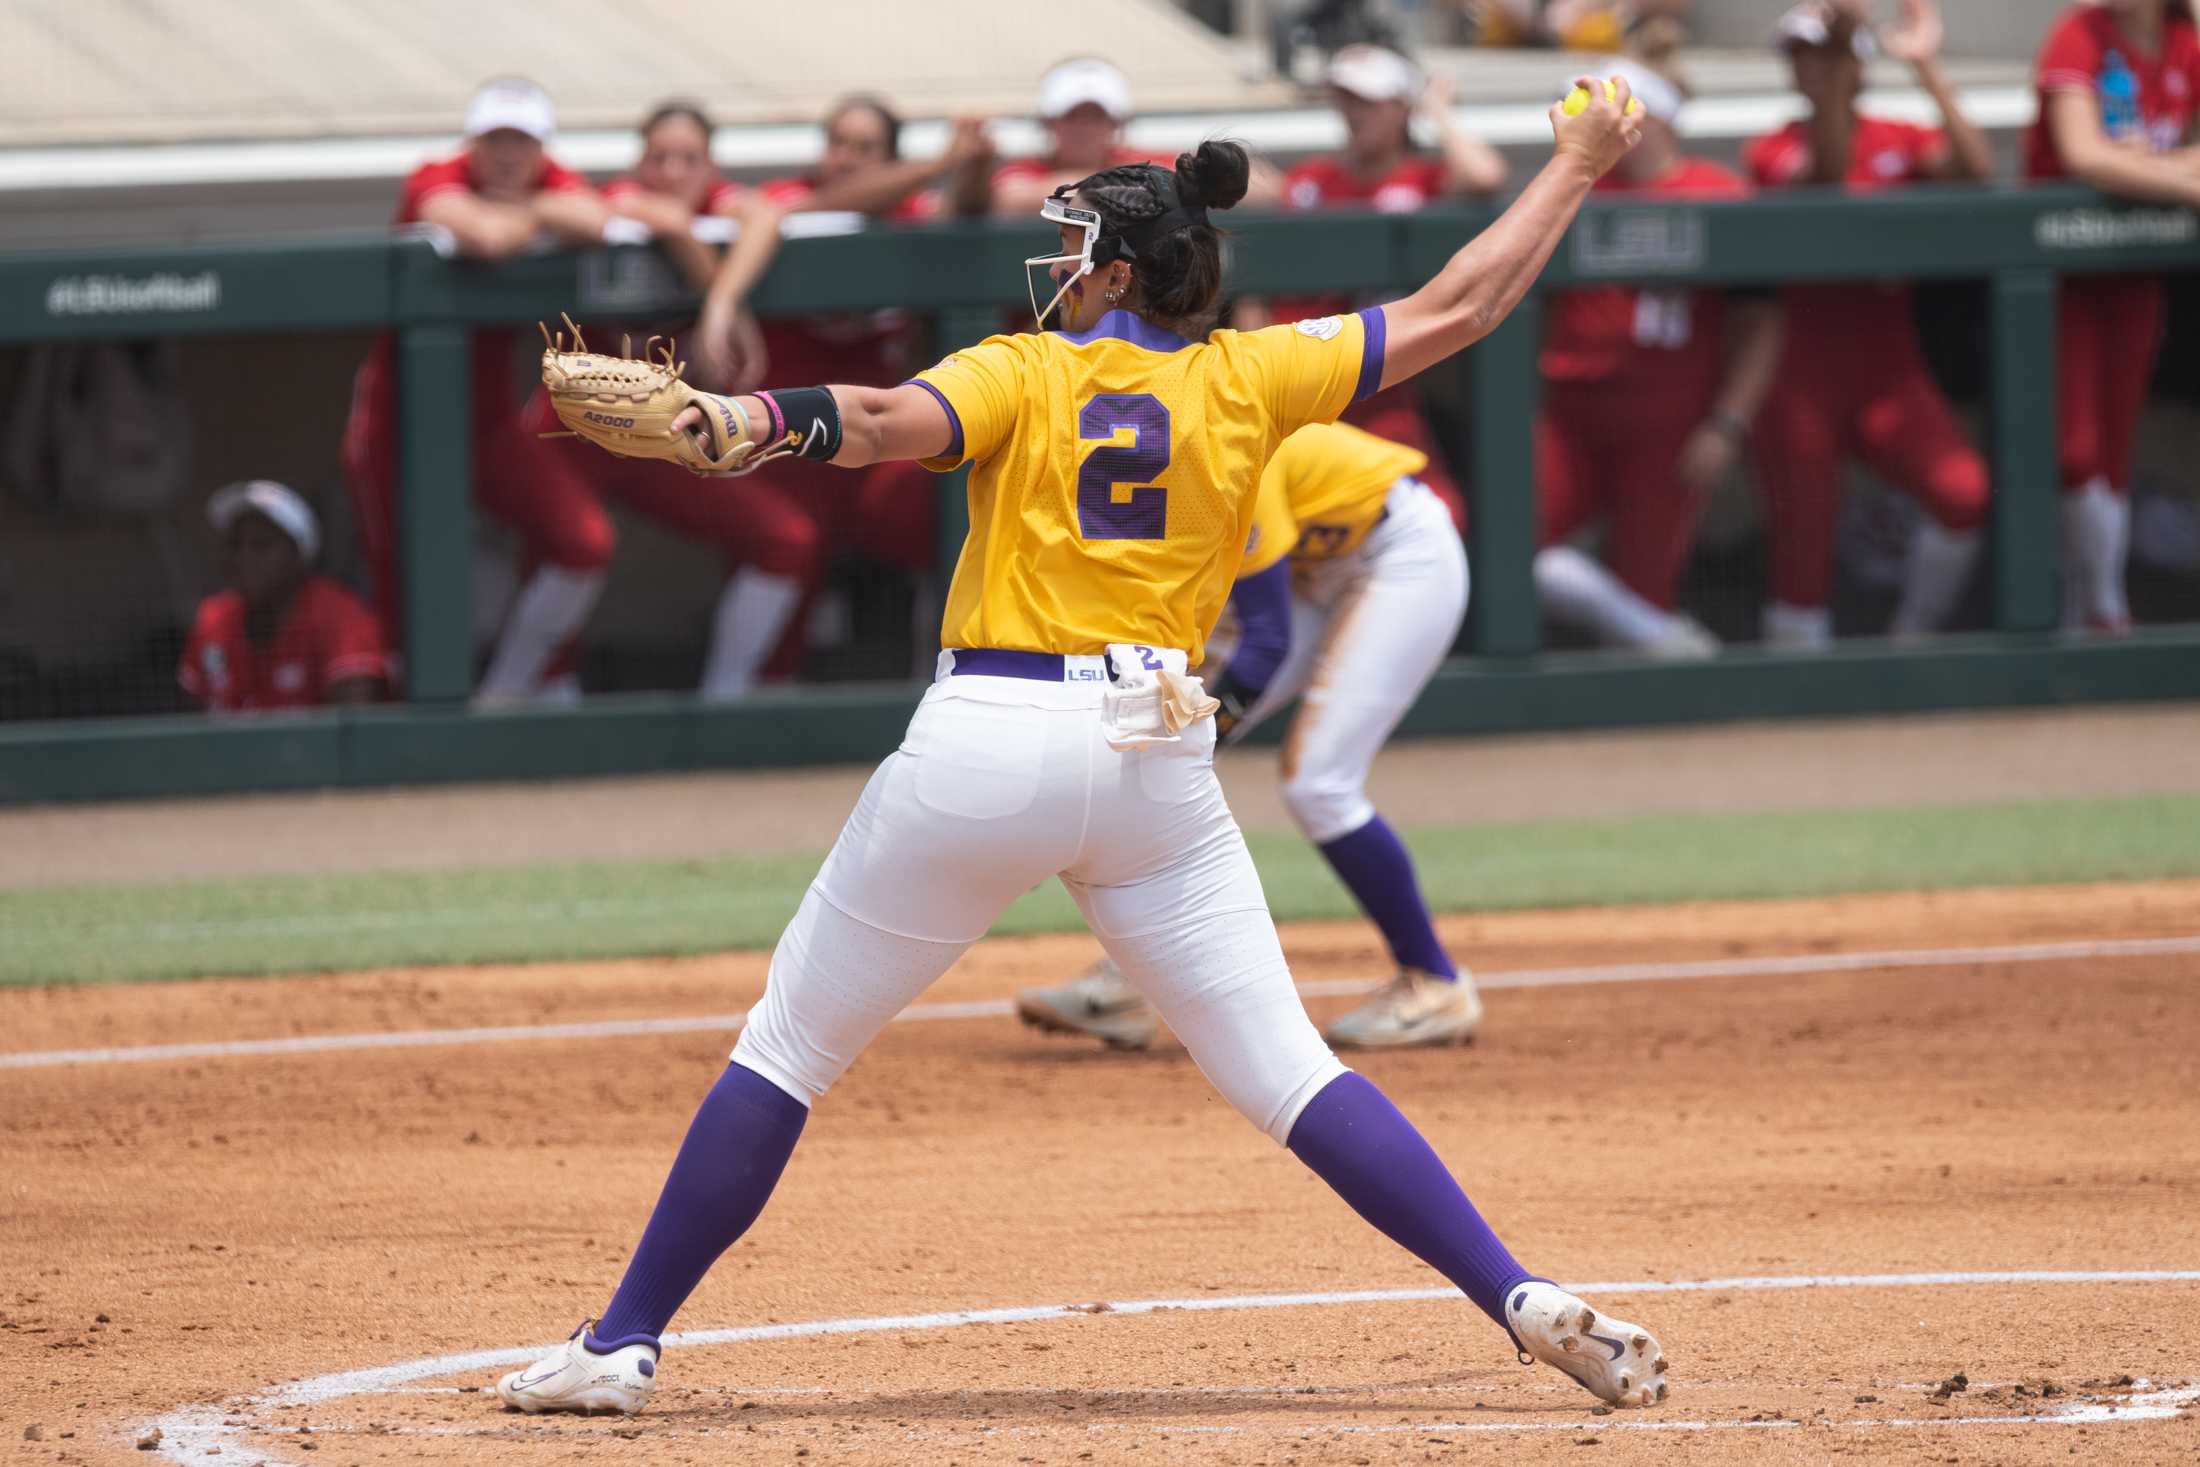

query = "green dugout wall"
[{"left": 0, "top": 186, "right": 2195, "bottom": 802}]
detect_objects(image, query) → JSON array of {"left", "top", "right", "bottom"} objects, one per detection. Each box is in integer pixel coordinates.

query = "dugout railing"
[{"left": 0, "top": 187, "right": 2195, "bottom": 802}]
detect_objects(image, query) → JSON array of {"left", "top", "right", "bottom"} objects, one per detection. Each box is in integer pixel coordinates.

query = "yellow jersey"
[
  {"left": 911, "top": 307, "right": 1383, "bottom": 664},
  {"left": 1240, "top": 421, "right": 1430, "bottom": 579}
]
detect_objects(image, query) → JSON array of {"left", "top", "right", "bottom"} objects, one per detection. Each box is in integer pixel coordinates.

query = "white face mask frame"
[{"left": 1027, "top": 194, "right": 1108, "bottom": 330}]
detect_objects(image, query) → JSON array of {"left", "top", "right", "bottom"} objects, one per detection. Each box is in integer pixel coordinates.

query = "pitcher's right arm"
[{"left": 1372, "top": 78, "right": 1642, "bottom": 392}]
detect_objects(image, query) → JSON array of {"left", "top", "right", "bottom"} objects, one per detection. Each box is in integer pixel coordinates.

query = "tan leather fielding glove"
[{"left": 538, "top": 315, "right": 795, "bottom": 477}]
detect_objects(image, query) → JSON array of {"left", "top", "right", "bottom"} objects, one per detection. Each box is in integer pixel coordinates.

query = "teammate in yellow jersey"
[
  {"left": 1017, "top": 421, "right": 1479, "bottom": 1050},
  {"left": 501, "top": 82, "right": 1668, "bottom": 1420}
]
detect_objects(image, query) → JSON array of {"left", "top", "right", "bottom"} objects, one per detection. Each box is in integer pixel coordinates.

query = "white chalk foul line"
[
  {"left": 146, "top": 1269, "right": 2200, "bottom": 1464},
  {"left": 13, "top": 933, "right": 2200, "bottom": 1072}
]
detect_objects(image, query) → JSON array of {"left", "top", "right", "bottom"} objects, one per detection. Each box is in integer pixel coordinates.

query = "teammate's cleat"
[
  {"left": 1323, "top": 967, "right": 1484, "bottom": 1048},
  {"left": 495, "top": 1322, "right": 659, "bottom": 1416},
  {"left": 1506, "top": 1282, "right": 1669, "bottom": 1408},
  {"left": 1014, "top": 958, "right": 1159, "bottom": 1050},
  {"left": 1642, "top": 613, "right": 1720, "bottom": 662}
]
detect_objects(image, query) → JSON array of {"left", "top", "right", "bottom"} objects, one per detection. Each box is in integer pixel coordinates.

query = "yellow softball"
[{"left": 1562, "top": 79, "right": 1647, "bottom": 117}]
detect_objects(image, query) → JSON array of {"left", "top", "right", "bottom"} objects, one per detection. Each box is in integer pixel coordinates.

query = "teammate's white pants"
[
  {"left": 734, "top": 663, "right": 1349, "bottom": 1144},
  {"left": 1230, "top": 478, "right": 1469, "bottom": 844}
]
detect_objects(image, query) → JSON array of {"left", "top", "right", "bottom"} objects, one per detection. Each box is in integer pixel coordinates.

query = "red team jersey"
[
  {"left": 1276, "top": 155, "right": 1449, "bottom": 321},
  {"left": 1541, "top": 159, "right": 1752, "bottom": 400},
  {"left": 390, "top": 152, "right": 595, "bottom": 410},
  {"left": 988, "top": 146, "right": 1172, "bottom": 198},
  {"left": 397, "top": 152, "right": 591, "bottom": 226},
  {"left": 2025, "top": 4, "right": 2200, "bottom": 177},
  {"left": 600, "top": 172, "right": 745, "bottom": 214},
  {"left": 179, "top": 578, "right": 389, "bottom": 712},
  {"left": 1283, "top": 154, "right": 1447, "bottom": 213},
  {"left": 1744, "top": 115, "right": 1946, "bottom": 343},
  {"left": 592, "top": 172, "right": 747, "bottom": 340}
]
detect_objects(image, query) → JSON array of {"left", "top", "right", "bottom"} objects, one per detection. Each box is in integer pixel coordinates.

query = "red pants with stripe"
[
  {"left": 2057, "top": 273, "right": 2165, "bottom": 492},
  {"left": 1536, "top": 381, "right": 1707, "bottom": 610},
  {"left": 1751, "top": 343, "right": 1989, "bottom": 608},
  {"left": 342, "top": 342, "right": 624, "bottom": 649}
]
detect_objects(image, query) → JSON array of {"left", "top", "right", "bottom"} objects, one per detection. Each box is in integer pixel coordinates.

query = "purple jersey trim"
[
  {"left": 1062, "top": 308, "right": 1191, "bottom": 353},
  {"left": 904, "top": 378, "right": 964, "bottom": 461},
  {"left": 1352, "top": 305, "right": 1388, "bottom": 404}
]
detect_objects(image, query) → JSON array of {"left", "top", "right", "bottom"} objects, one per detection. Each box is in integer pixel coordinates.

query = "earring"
[{"left": 1103, "top": 287, "right": 1123, "bottom": 304}]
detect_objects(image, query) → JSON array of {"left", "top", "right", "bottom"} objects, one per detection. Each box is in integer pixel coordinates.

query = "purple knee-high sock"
[
  {"left": 1317, "top": 816, "right": 1457, "bottom": 979},
  {"left": 592, "top": 1062, "right": 808, "bottom": 1344},
  {"left": 1286, "top": 1071, "right": 1534, "bottom": 1328}
]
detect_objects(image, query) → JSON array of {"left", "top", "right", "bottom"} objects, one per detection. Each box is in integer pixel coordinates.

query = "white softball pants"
[
  {"left": 1233, "top": 478, "right": 1470, "bottom": 844},
  {"left": 733, "top": 664, "right": 1349, "bottom": 1144}
]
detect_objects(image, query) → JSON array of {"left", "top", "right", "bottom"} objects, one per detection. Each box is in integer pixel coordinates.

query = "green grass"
[{"left": 6, "top": 793, "right": 2198, "bottom": 988}]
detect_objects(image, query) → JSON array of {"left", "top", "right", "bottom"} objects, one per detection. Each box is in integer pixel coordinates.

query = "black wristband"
[
  {"left": 1708, "top": 410, "right": 1750, "bottom": 444},
  {"left": 759, "top": 387, "right": 843, "bottom": 461}
]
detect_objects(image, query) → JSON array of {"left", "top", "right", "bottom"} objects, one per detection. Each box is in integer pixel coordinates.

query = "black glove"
[{"left": 1211, "top": 672, "right": 1261, "bottom": 744}]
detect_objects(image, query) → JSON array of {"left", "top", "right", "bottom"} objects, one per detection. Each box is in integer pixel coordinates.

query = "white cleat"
[
  {"left": 1641, "top": 612, "right": 1721, "bottom": 662},
  {"left": 1014, "top": 958, "right": 1159, "bottom": 1051},
  {"left": 1506, "top": 1282, "right": 1669, "bottom": 1408},
  {"left": 1323, "top": 968, "right": 1484, "bottom": 1049},
  {"left": 494, "top": 1323, "right": 659, "bottom": 1416}
]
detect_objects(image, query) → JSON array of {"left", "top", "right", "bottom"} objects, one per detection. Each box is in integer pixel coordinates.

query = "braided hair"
[{"left": 1073, "top": 140, "right": 1251, "bottom": 336}]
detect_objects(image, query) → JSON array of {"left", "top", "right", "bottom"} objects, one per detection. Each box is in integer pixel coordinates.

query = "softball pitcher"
[
  {"left": 1016, "top": 420, "right": 1481, "bottom": 1051},
  {"left": 503, "top": 85, "right": 1666, "bottom": 1418}
]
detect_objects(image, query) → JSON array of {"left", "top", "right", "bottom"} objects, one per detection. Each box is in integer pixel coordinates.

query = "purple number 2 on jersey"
[{"left": 1076, "top": 393, "right": 1171, "bottom": 540}]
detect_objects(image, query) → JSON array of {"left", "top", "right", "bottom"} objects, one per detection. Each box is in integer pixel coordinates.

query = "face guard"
[{"left": 1026, "top": 189, "right": 1123, "bottom": 331}]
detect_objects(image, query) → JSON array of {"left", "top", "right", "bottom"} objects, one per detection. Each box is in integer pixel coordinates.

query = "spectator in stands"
[
  {"left": 1744, "top": 0, "right": 1994, "bottom": 649},
  {"left": 1289, "top": 45, "right": 1509, "bottom": 207},
  {"left": 1534, "top": 61, "right": 1784, "bottom": 658},
  {"left": 2028, "top": 0, "right": 2200, "bottom": 631},
  {"left": 1461, "top": 0, "right": 1693, "bottom": 50},
  {"left": 745, "top": 95, "right": 988, "bottom": 682},
  {"left": 956, "top": 58, "right": 1172, "bottom": 217},
  {"left": 181, "top": 481, "right": 388, "bottom": 712},
  {"left": 340, "top": 77, "right": 687, "bottom": 704},
  {"left": 1257, "top": 43, "right": 1510, "bottom": 525},
  {"left": 766, "top": 94, "right": 992, "bottom": 224},
  {"left": 1271, "top": 0, "right": 1407, "bottom": 82}
]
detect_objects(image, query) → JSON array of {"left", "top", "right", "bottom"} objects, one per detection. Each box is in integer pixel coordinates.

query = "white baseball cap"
[
  {"left": 209, "top": 479, "right": 320, "bottom": 561},
  {"left": 1773, "top": 3, "right": 1878, "bottom": 57},
  {"left": 1037, "top": 57, "right": 1133, "bottom": 121},
  {"left": 1599, "top": 60, "right": 1684, "bottom": 124},
  {"left": 464, "top": 76, "right": 556, "bottom": 142},
  {"left": 1326, "top": 44, "right": 1422, "bottom": 103}
]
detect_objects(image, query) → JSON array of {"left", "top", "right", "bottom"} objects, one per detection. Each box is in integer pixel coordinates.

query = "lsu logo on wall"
[{"left": 1294, "top": 316, "right": 1345, "bottom": 342}]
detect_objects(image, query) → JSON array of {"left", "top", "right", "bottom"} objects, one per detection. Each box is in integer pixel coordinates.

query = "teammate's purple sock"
[
  {"left": 1286, "top": 1071, "right": 1532, "bottom": 1328},
  {"left": 1317, "top": 816, "right": 1457, "bottom": 979},
  {"left": 593, "top": 1062, "right": 807, "bottom": 1342}
]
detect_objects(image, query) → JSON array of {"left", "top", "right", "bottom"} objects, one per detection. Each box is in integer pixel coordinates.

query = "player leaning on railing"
[
  {"left": 1746, "top": 0, "right": 1996, "bottom": 651},
  {"left": 512, "top": 79, "right": 1664, "bottom": 1418},
  {"left": 2027, "top": 0, "right": 2200, "bottom": 631}
]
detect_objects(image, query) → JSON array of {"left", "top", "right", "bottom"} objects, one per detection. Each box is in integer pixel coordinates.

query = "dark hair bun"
[{"left": 1175, "top": 140, "right": 1250, "bottom": 213}]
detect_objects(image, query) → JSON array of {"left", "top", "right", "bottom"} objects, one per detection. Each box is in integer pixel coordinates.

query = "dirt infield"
[{"left": 6, "top": 880, "right": 2199, "bottom": 1463}]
